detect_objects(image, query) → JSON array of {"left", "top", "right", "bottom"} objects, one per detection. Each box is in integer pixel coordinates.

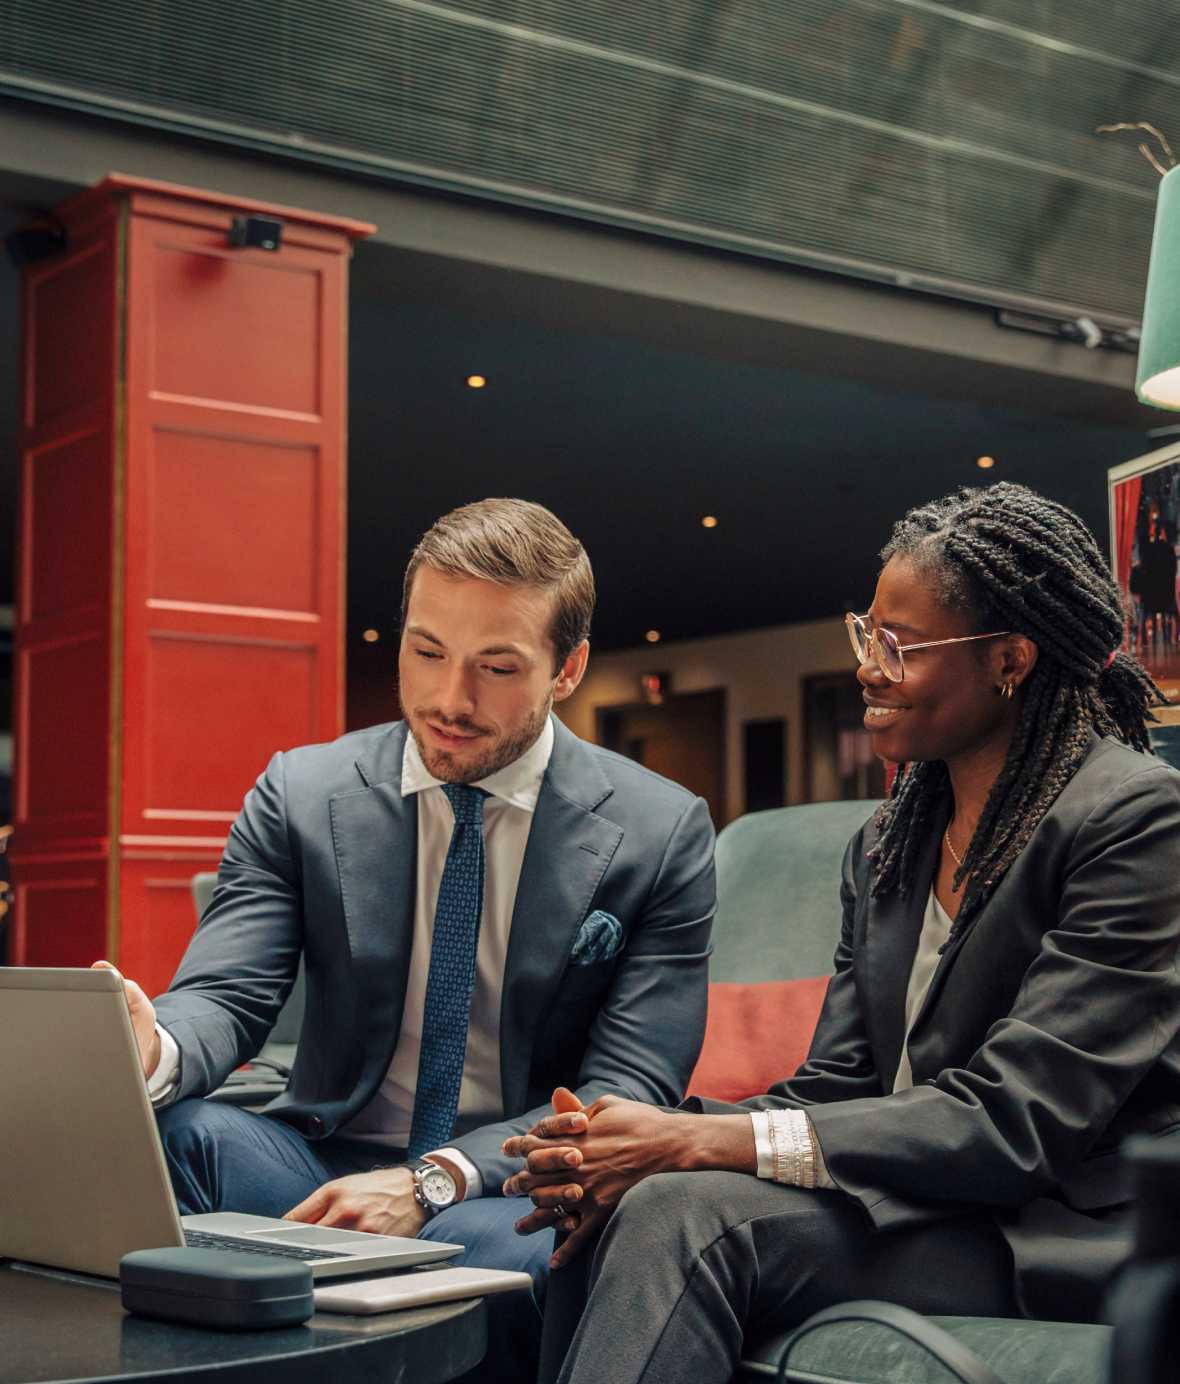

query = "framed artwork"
[{"left": 1109, "top": 442, "right": 1180, "bottom": 704}]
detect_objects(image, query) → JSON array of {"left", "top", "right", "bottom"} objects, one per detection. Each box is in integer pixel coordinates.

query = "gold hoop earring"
[{"left": 999, "top": 680, "right": 1016, "bottom": 700}]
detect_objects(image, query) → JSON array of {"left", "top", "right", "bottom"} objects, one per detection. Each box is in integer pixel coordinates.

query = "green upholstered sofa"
[{"left": 705, "top": 801, "right": 1114, "bottom": 1384}]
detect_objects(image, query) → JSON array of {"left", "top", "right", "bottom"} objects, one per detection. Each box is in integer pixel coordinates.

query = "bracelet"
[
  {"left": 799, "top": 1118, "right": 817, "bottom": 1190},
  {"left": 768, "top": 1110, "right": 792, "bottom": 1184},
  {"left": 790, "top": 1115, "right": 809, "bottom": 1188},
  {"left": 766, "top": 1109, "right": 787, "bottom": 1183}
]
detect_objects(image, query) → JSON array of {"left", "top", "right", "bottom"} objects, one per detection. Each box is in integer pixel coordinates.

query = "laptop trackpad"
[
  {"left": 183, "top": 1212, "right": 297, "bottom": 1235},
  {"left": 182, "top": 1212, "right": 419, "bottom": 1248},
  {"left": 255, "top": 1225, "right": 391, "bottom": 1246}
]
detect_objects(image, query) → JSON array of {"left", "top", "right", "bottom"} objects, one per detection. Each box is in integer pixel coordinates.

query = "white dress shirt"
[
  {"left": 151, "top": 716, "right": 555, "bottom": 1200},
  {"left": 752, "top": 886, "right": 953, "bottom": 1189}
]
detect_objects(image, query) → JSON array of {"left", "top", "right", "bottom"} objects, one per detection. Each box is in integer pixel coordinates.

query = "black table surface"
[{"left": 0, "top": 1261, "right": 486, "bottom": 1384}]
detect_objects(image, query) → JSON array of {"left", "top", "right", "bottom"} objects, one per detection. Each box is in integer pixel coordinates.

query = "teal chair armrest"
[{"left": 738, "top": 1305, "right": 1111, "bottom": 1384}]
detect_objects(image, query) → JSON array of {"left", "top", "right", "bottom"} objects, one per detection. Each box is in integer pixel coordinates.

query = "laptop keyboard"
[{"left": 184, "top": 1229, "right": 351, "bottom": 1261}]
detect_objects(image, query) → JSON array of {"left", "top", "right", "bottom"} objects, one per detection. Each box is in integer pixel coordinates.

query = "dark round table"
[{"left": 0, "top": 1262, "right": 486, "bottom": 1384}]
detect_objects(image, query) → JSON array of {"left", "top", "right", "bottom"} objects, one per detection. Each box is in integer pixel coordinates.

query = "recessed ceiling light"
[
  {"left": 362, "top": 628, "right": 380, "bottom": 643},
  {"left": 701, "top": 515, "right": 719, "bottom": 528},
  {"left": 645, "top": 629, "right": 661, "bottom": 643},
  {"left": 976, "top": 455, "right": 996, "bottom": 470},
  {"left": 466, "top": 374, "right": 487, "bottom": 389}
]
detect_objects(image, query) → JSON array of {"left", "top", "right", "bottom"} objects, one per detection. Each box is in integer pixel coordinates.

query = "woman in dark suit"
[{"left": 504, "top": 482, "right": 1180, "bottom": 1384}]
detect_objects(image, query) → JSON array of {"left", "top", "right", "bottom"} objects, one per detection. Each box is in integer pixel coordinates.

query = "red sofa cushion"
[{"left": 687, "top": 978, "right": 829, "bottom": 1103}]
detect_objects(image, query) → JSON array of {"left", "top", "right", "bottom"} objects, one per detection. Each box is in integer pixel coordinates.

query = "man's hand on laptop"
[
  {"left": 285, "top": 1165, "right": 440, "bottom": 1237},
  {"left": 91, "top": 960, "right": 162, "bottom": 1078}
]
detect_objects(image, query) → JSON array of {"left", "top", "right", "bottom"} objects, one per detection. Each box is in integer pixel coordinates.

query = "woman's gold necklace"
[{"left": 944, "top": 827, "right": 964, "bottom": 870}]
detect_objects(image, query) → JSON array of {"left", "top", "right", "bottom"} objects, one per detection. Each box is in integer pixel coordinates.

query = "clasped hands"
[{"left": 501, "top": 1087, "right": 678, "bottom": 1268}]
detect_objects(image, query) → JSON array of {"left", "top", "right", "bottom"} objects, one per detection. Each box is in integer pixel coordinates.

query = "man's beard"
[{"left": 410, "top": 697, "right": 552, "bottom": 784}]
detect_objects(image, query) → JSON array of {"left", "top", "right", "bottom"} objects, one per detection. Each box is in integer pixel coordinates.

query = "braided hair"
[{"left": 869, "top": 482, "right": 1165, "bottom": 938}]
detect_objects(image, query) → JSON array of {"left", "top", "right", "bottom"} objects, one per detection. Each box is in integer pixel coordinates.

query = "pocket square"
[{"left": 570, "top": 910, "right": 624, "bottom": 966}]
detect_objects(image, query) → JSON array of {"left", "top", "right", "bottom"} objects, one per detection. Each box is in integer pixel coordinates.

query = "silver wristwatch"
[{"left": 409, "top": 1158, "right": 458, "bottom": 1217}]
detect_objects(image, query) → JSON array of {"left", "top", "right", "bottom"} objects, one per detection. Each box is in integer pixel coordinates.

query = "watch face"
[{"left": 420, "top": 1165, "right": 456, "bottom": 1207}]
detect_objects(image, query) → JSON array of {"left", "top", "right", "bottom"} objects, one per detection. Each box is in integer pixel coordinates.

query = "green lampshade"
[{"left": 1138, "top": 164, "right": 1180, "bottom": 409}]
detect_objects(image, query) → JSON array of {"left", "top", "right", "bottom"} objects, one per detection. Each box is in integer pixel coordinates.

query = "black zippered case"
[{"left": 120, "top": 1247, "right": 314, "bottom": 1330}]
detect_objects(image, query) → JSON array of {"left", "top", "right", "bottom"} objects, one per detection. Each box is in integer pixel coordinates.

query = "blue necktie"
[{"left": 408, "top": 783, "right": 488, "bottom": 1158}]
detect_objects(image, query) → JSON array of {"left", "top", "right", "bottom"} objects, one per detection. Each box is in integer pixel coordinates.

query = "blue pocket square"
[{"left": 570, "top": 910, "right": 624, "bottom": 965}]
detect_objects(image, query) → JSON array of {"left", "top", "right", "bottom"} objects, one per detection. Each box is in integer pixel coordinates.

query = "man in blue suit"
[{"left": 102, "top": 498, "right": 715, "bottom": 1382}]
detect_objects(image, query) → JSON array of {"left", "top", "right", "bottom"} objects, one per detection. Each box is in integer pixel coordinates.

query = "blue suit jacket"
[{"left": 154, "top": 717, "right": 716, "bottom": 1191}]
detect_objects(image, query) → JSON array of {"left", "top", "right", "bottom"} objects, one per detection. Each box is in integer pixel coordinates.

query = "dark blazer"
[
  {"left": 154, "top": 718, "right": 715, "bottom": 1192},
  {"left": 693, "top": 735, "right": 1180, "bottom": 1320}
]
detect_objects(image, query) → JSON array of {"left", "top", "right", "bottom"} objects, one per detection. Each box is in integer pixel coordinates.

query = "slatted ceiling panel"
[
  {"left": 937, "top": 0, "right": 1175, "bottom": 70},
  {"left": 0, "top": 1, "right": 1172, "bottom": 319}
]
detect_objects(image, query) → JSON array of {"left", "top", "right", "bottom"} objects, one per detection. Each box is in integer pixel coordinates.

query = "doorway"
[
  {"left": 803, "top": 672, "right": 886, "bottom": 802},
  {"left": 596, "top": 689, "right": 727, "bottom": 828}
]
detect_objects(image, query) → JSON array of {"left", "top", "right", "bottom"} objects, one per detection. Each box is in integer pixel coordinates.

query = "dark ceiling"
[
  {"left": 0, "top": 228, "right": 1163, "bottom": 676},
  {"left": 346, "top": 281, "right": 1156, "bottom": 655}
]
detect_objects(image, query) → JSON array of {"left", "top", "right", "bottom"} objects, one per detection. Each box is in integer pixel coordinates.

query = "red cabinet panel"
[
  {"left": 143, "top": 634, "right": 317, "bottom": 817},
  {"left": 27, "top": 242, "right": 113, "bottom": 428},
  {"left": 15, "top": 869, "right": 107, "bottom": 969},
  {"left": 11, "top": 175, "right": 372, "bottom": 982},
  {"left": 24, "top": 430, "right": 111, "bottom": 622},
  {"left": 19, "top": 636, "right": 109, "bottom": 825},
  {"left": 119, "top": 861, "right": 219, "bottom": 998},
  {"left": 147, "top": 430, "right": 320, "bottom": 614},
  {"left": 149, "top": 242, "right": 322, "bottom": 416}
]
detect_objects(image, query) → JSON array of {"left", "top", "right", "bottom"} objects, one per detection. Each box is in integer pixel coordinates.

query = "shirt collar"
[{"left": 401, "top": 714, "right": 555, "bottom": 814}]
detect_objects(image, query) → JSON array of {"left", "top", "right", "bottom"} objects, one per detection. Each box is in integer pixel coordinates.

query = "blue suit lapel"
[
  {"left": 498, "top": 720, "right": 623, "bottom": 1115},
  {"left": 328, "top": 723, "right": 418, "bottom": 1092}
]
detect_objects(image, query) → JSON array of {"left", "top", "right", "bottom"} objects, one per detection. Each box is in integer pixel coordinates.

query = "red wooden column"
[{"left": 13, "top": 175, "right": 373, "bottom": 994}]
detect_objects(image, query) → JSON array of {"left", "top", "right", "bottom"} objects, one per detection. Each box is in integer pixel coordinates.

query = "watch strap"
[{"left": 409, "top": 1157, "right": 457, "bottom": 1216}]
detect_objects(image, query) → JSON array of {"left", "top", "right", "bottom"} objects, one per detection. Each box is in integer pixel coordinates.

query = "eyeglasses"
[{"left": 845, "top": 612, "right": 1010, "bottom": 684}]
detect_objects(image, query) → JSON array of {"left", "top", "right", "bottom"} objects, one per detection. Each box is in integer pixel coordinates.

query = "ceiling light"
[
  {"left": 645, "top": 629, "right": 661, "bottom": 643},
  {"left": 976, "top": 456, "right": 996, "bottom": 470},
  {"left": 466, "top": 374, "right": 487, "bottom": 389},
  {"left": 701, "top": 515, "right": 718, "bottom": 528},
  {"left": 362, "top": 628, "right": 380, "bottom": 643}
]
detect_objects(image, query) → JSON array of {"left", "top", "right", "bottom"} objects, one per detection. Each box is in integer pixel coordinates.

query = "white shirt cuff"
[
  {"left": 750, "top": 1110, "right": 835, "bottom": 1190},
  {"left": 146, "top": 1024, "right": 180, "bottom": 1105},
  {"left": 424, "top": 1147, "right": 482, "bottom": 1200}
]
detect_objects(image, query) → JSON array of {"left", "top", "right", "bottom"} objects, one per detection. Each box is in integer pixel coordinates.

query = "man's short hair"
[{"left": 402, "top": 498, "right": 595, "bottom": 666}]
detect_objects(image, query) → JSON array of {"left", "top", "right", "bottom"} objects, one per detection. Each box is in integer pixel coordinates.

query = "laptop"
[{"left": 0, "top": 967, "right": 464, "bottom": 1279}]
